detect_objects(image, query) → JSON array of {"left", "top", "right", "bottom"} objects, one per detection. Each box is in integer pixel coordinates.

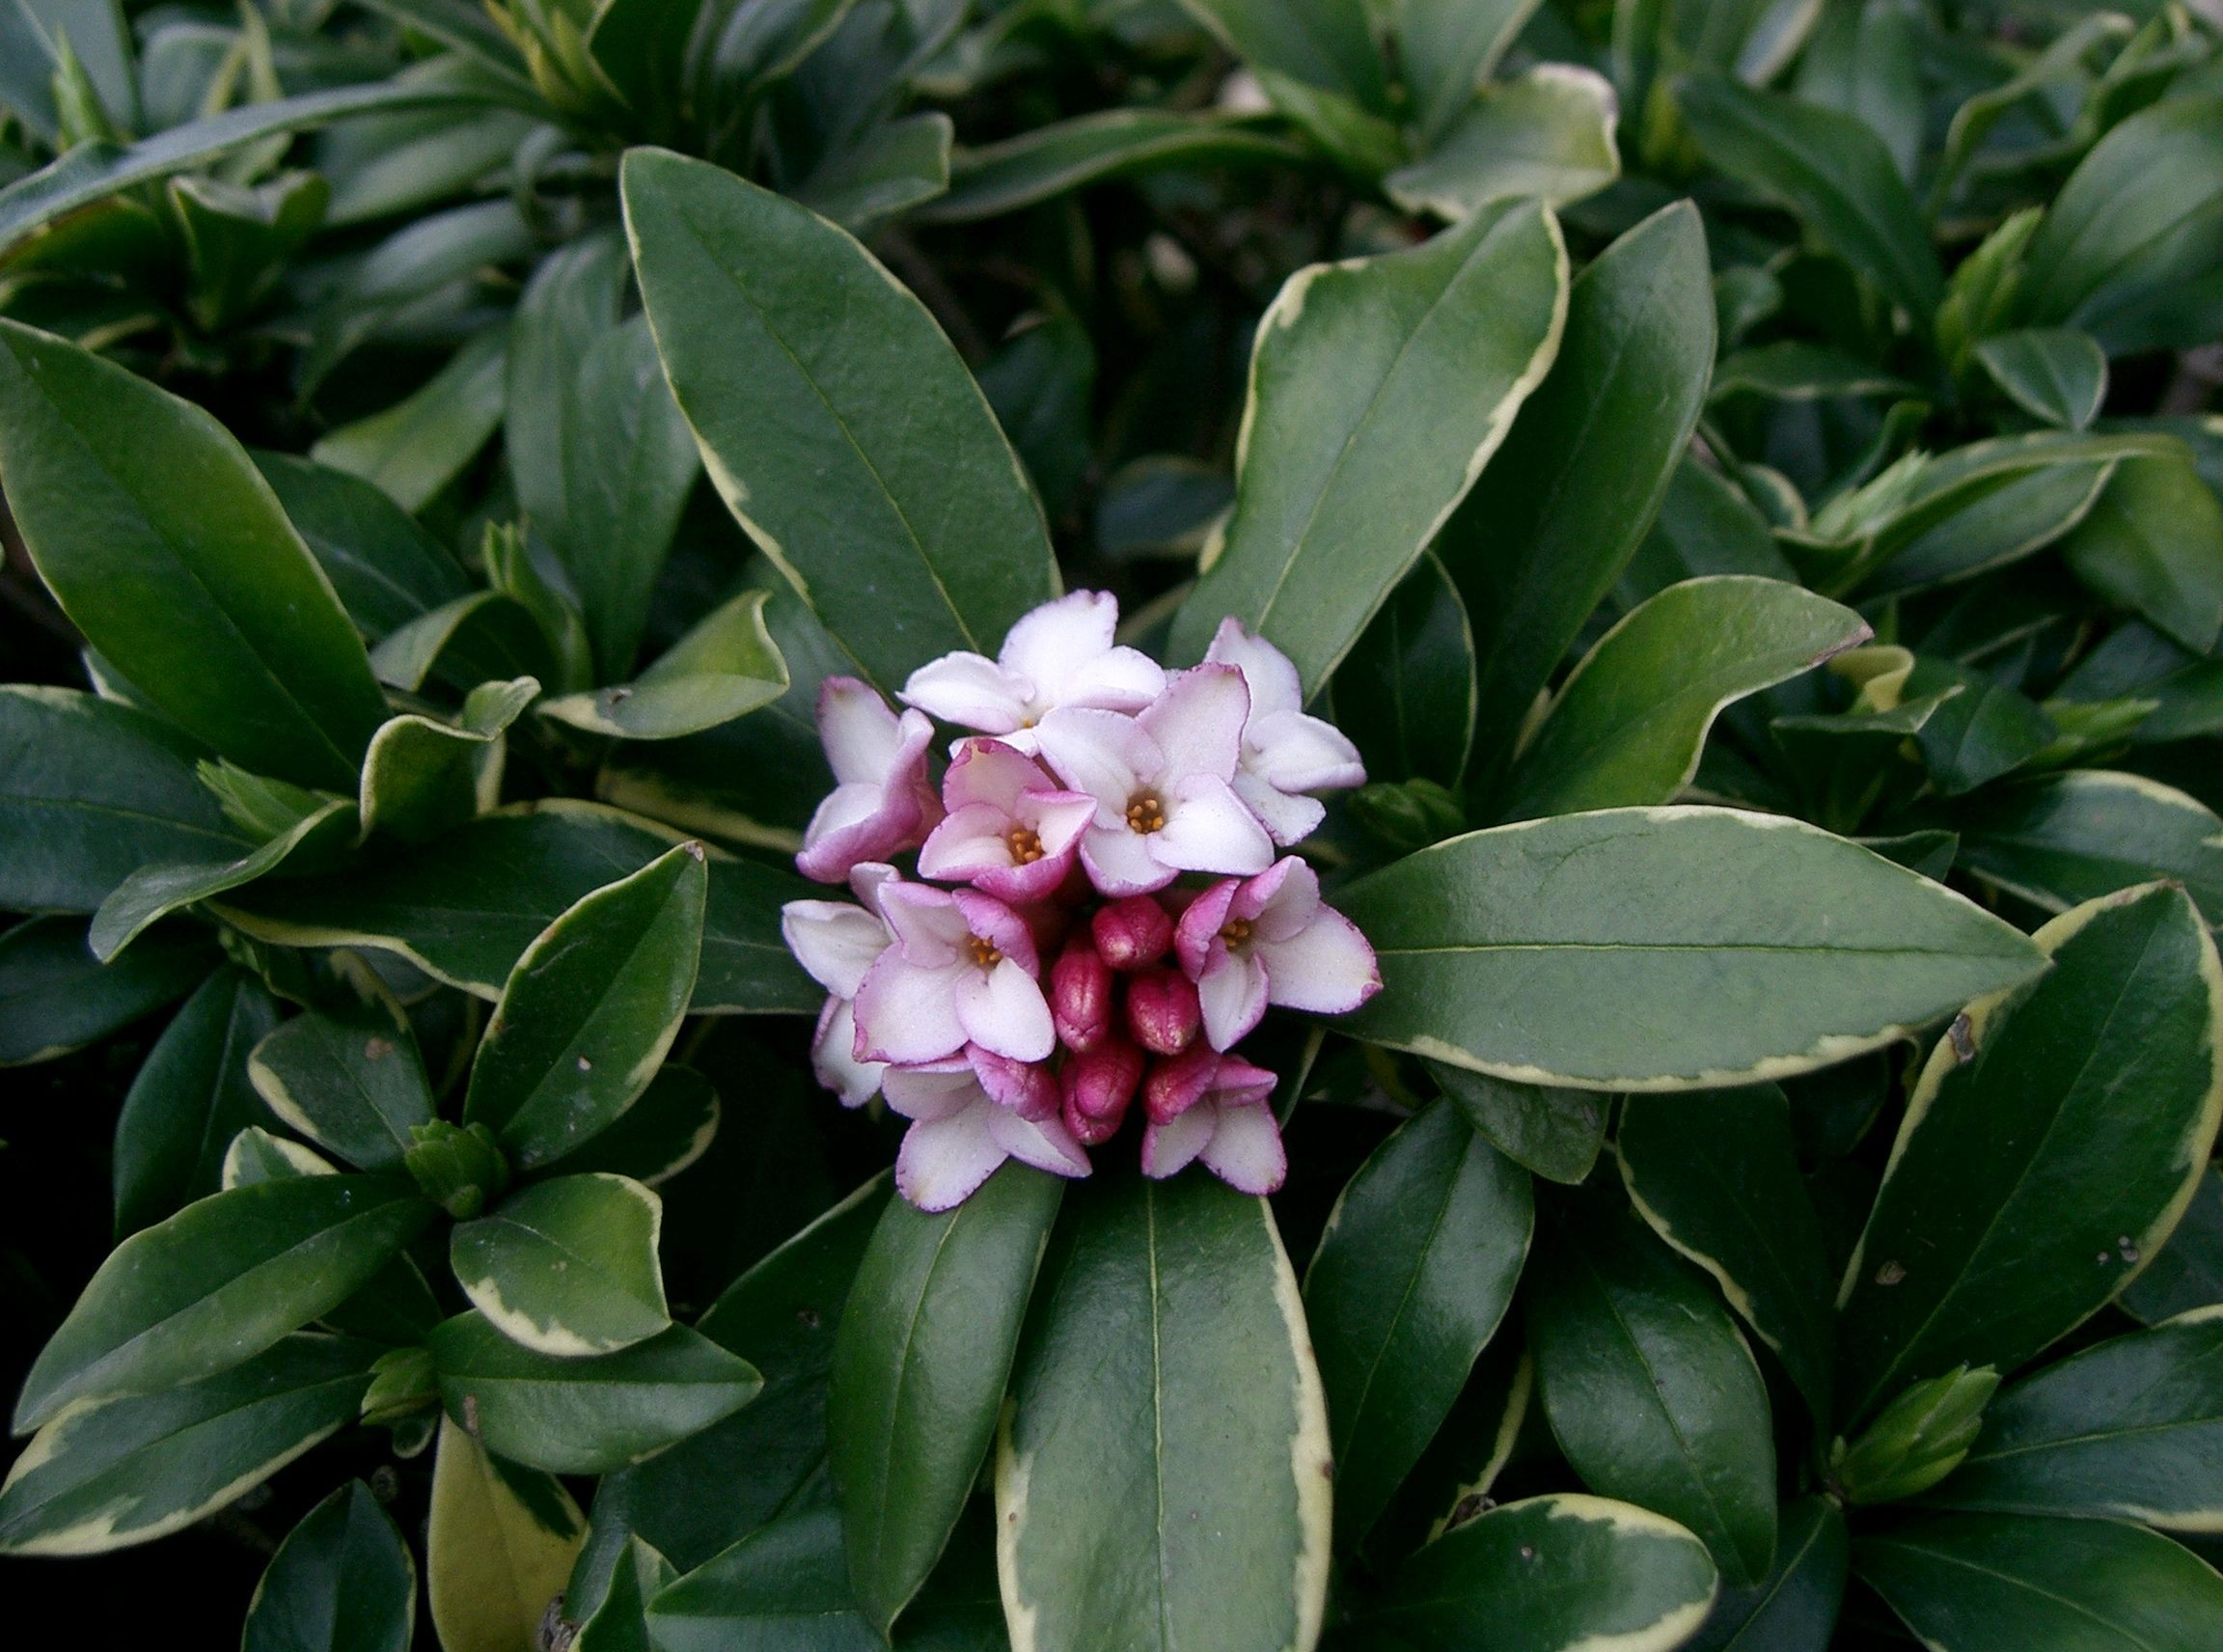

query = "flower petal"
[
  {"left": 1198, "top": 1101, "right": 1287, "bottom": 1196},
  {"left": 1017, "top": 790, "right": 1099, "bottom": 857},
  {"left": 1061, "top": 646, "right": 1166, "bottom": 713},
  {"left": 818, "top": 677, "right": 903, "bottom": 784},
  {"left": 986, "top": 1104, "right": 1092, "bottom": 1179},
  {"left": 896, "top": 1104, "right": 1008, "bottom": 1211},
  {"left": 782, "top": 899, "right": 892, "bottom": 997},
  {"left": 1248, "top": 708, "right": 1365, "bottom": 793},
  {"left": 952, "top": 890, "right": 1040, "bottom": 974},
  {"left": 1139, "top": 664, "right": 1248, "bottom": 782},
  {"left": 1140, "top": 1105, "right": 1215, "bottom": 1180},
  {"left": 1196, "top": 947, "right": 1270, "bottom": 1051},
  {"left": 811, "top": 997, "right": 883, "bottom": 1107},
  {"left": 918, "top": 802, "right": 1019, "bottom": 882},
  {"left": 954, "top": 957, "right": 1056, "bottom": 1061},
  {"left": 854, "top": 952, "right": 965, "bottom": 1063},
  {"left": 1259, "top": 904, "right": 1382, "bottom": 1015},
  {"left": 1234, "top": 771, "right": 1326, "bottom": 846},
  {"left": 1080, "top": 821, "right": 1175, "bottom": 896},
  {"left": 1204, "top": 618, "right": 1304, "bottom": 718},
  {"left": 941, "top": 739, "right": 1048, "bottom": 814},
  {"left": 967, "top": 1045, "right": 1059, "bottom": 1120},
  {"left": 1238, "top": 856, "right": 1319, "bottom": 937},
  {"left": 878, "top": 882, "right": 968, "bottom": 965},
  {"left": 1035, "top": 706, "right": 1159, "bottom": 816},
  {"left": 1173, "top": 878, "right": 1240, "bottom": 978},
  {"left": 881, "top": 1058, "right": 981, "bottom": 1121},
  {"left": 901, "top": 652, "right": 1032, "bottom": 732},
  {"left": 1154, "top": 775, "right": 1274, "bottom": 877},
  {"left": 998, "top": 590, "right": 1120, "bottom": 700}
]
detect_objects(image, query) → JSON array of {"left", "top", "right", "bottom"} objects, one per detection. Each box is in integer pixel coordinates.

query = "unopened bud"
[
  {"left": 1829, "top": 1363, "right": 2000, "bottom": 1506},
  {"left": 1062, "top": 1038, "right": 1143, "bottom": 1144},
  {"left": 403, "top": 1119, "right": 510, "bottom": 1219},
  {"left": 1127, "top": 966, "right": 1201, "bottom": 1056},
  {"left": 1348, "top": 779, "right": 1466, "bottom": 855},
  {"left": 1052, "top": 940, "right": 1114, "bottom": 1052},
  {"left": 1144, "top": 1043, "right": 1220, "bottom": 1125},
  {"left": 361, "top": 1346, "right": 438, "bottom": 1427},
  {"left": 1093, "top": 895, "right": 1174, "bottom": 971}
]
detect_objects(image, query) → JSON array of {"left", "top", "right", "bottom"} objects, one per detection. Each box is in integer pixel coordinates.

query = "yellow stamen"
[
  {"left": 968, "top": 935, "right": 1004, "bottom": 969},
  {"left": 1126, "top": 794, "right": 1166, "bottom": 834},
  {"left": 1007, "top": 826, "right": 1044, "bottom": 864},
  {"left": 1220, "top": 917, "right": 1253, "bottom": 947}
]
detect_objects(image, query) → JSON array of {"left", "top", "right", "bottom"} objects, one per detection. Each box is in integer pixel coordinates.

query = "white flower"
[
  {"left": 1139, "top": 1047, "right": 1286, "bottom": 1196},
  {"left": 917, "top": 739, "right": 1097, "bottom": 902},
  {"left": 899, "top": 590, "right": 1165, "bottom": 753},
  {"left": 1175, "top": 857, "right": 1382, "bottom": 1051},
  {"left": 853, "top": 883, "right": 1055, "bottom": 1064},
  {"left": 885, "top": 1057, "right": 1090, "bottom": 1211},
  {"left": 797, "top": 678, "right": 941, "bottom": 884},
  {"left": 1203, "top": 618, "right": 1365, "bottom": 844},
  {"left": 781, "top": 864, "right": 899, "bottom": 1105}
]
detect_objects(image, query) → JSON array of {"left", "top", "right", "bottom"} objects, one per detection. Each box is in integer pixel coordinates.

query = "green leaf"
[
  {"left": 251, "top": 451, "right": 472, "bottom": 643},
  {"left": 242, "top": 1480, "right": 417, "bottom": 1652},
  {"left": 1709, "top": 342, "right": 1921, "bottom": 403},
  {"left": 14, "top": 1174, "right": 435, "bottom": 1431},
  {"left": 1795, "top": 0, "right": 1922, "bottom": 179},
  {"left": 646, "top": 1505, "right": 880, "bottom": 1652},
  {"left": 1171, "top": 199, "right": 1567, "bottom": 692},
  {"left": 368, "top": 592, "right": 557, "bottom": 696},
  {"left": 1357, "top": 1492, "right": 1719, "bottom": 1650},
  {"left": 621, "top": 149, "right": 1058, "bottom": 691},
  {"left": 540, "top": 591, "right": 788, "bottom": 741},
  {"left": 1386, "top": 66, "right": 1621, "bottom": 221},
  {"left": 0, "top": 0, "right": 137, "bottom": 144},
  {"left": 916, "top": 111, "right": 1302, "bottom": 224},
  {"left": 1620, "top": 1086, "right": 1836, "bottom": 1422},
  {"left": 1974, "top": 329, "right": 2108, "bottom": 431},
  {"left": 1855, "top": 1512, "right": 2223, "bottom": 1651},
  {"left": 1617, "top": 457, "right": 1798, "bottom": 604},
  {"left": 1836, "top": 883, "right": 2223, "bottom": 1425},
  {"left": 1956, "top": 771, "right": 2223, "bottom": 926},
  {"left": 1498, "top": 576, "right": 1868, "bottom": 822},
  {"left": 0, "top": 685, "right": 248, "bottom": 914},
  {"left": 1687, "top": 1495, "right": 1847, "bottom": 1652},
  {"left": 89, "top": 794, "right": 358, "bottom": 962},
  {"left": 1175, "top": 0, "right": 1388, "bottom": 112},
  {"left": 426, "top": 1416, "right": 585, "bottom": 1652},
  {"left": 1337, "top": 806, "right": 2046, "bottom": 1090},
  {"left": 1933, "top": 1313, "right": 2223, "bottom": 1529},
  {"left": 2059, "top": 452, "right": 2223, "bottom": 653},
  {"left": 2017, "top": 96, "right": 2223, "bottom": 355},
  {"left": 1904, "top": 657, "right": 2057, "bottom": 798},
  {"left": 112, "top": 966, "right": 282, "bottom": 1236},
  {"left": 1676, "top": 72, "right": 1942, "bottom": 322},
  {"left": 797, "top": 111, "right": 954, "bottom": 234},
  {"left": 1529, "top": 1194, "right": 1778, "bottom": 1586},
  {"left": 428, "top": 1311, "right": 760, "bottom": 1474},
  {"left": 0, "top": 1335, "right": 376, "bottom": 1557},
  {"left": 224, "top": 1128, "right": 340, "bottom": 1190},
  {"left": 2125, "top": 1170, "right": 2223, "bottom": 1326},
  {"left": 1329, "top": 550, "right": 1476, "bottom": 788},
  {"left": 998, "top": 1171, "right": 1331, "bottom": 1652},
  {"left": 1360, "top": 1334, "right": 1531, "bottom": 1564},
  {"left": 361, "top": 676, "right": 536, "bottom": 843},
  {"left": 217, "top": 803, "right": 815, "bottom": 1013},
  {"left": 1395, "top": 0, "right": 1543, "bottom": 141},
  {"left": 0, "top": 319, "right": 389, "bottom": 790},
  {"left": 452, "top": 1174, "right": 671, "bottom": 1357},
  {"left": 0, "top": 78, "right": 501, "bottom": 251},
  {"left": 463, "top": 842, "right": 704, "bottom": 1169},
  {"left": 312, "top": 328, "right": 508, "bottom": 514},
  {"left": 0, "top": 916, "right": 212, "bottom": 1066},
  {"left": 1303, "top": 1097, "right": 1532, "bottom": 1548},
  {"left": 248, "top": 993, "right": 435, "bottom": 1172},
  {"left": 1426, "top": 1062, "right": 1606, "bottom": 1184},
  {"left": 506, "top": 235, "right": 629, "bottom": 559},
  {"left": 536, "top": 1065, "right": 721, "bottom": 1188},
  {"left": 1443, "top": 202, "right": 1715, "bottom": 794},
  {"left": 830, "top": 1160, "right": 1060, "bottom": 1632},
  {"left": 573, "top": 1534, "right": 675, "bottom": 1652}
]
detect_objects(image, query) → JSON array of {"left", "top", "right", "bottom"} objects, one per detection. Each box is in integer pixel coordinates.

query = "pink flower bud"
[
  {"left": 969, "top": 1046, "right": 1059, "bottom": 1122},
  {"left": 1144, "top": 1042, "right": 1220, "bottom": 1125},
  {"left": 1126, "top": 966, "right": 1200, "bottom": 1057},
  {"left": 1091, "top": 895, "right": 1174, "bottom": 971},
  {"left": 1062, "top": 1037, "right": 1143, "bottom": 1145},
  {"left": 1051, "top": 940, "right": 1114, "bottom": 1053}
]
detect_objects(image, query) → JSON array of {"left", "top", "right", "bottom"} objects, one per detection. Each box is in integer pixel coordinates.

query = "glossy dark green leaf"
[
  {"left": 831, "top": 1161, "right": 1060, "bottom": 1632},
  {"left": 1303, "top": 1098, "right": 1532, "bottom": 1547},
  {"left": 573, "top": 1533, "right": 675, "bottom": 1652},
  {"left": 112, "top": 966, "right": 282, "bottom": 1236},
  {"left": 998, "top": 1171, "right": 1331, "bottom": 1652},
  {"left": 428, "top": 1311, "right": 760, "bottom": 1475},
  {"left": 1329, "top": 550, "right": 1475, "bottom": 789},
  {"left": 537, "top": 1065, "right": 721, "bottom": 1188},
  {"left": 1855, "top": 1512, "right": 2223, "bottom": 1651},
  {"left": 242, "top": 1480, "right": 417, "bottom": 1652},
  {"left": 917, "top": 111, "right": 1301, "bottom": 223},
  {"left": 1956, "top": 771, "right": 2223, "bottom": 926},
  {"left": 0, "top": 318, "right": 389, "bottom": 789},
  {"left": 368, "top": 592, "right": 556, "bottom": 697},
  {"left": 0, "top": 916, "right": 212, "bottom": 1066},
  {"left": 1337, "top": 807, "right": 2045, "bottom": 1090},
  {"left": 1710, "top": 342, "right": 1919, "bottom": 403},
  {"left": 1170, "top": 199, "right": 1567, "bottom": 693},
  {"left": 312, "top": 328, "right": 508, "bottom": 514},
  {"left": 2124, "top": 1170, "right": 2223, "bottom": 1325},
  {"left": 647, "top": 1505, "right": 880, "bottom": 1652},
  {"left": 540, "top": 591, "right": 787, "bottom": 741},
  {"left": 796, "top": 112, "right": 953, "bottom": 234},
  {"left": 1426, "top": 1062, "right": 1606, "bottom": 1184},
  {"left": 0, "top": 1335, "right": 376, "bottom": 1556},
  {"left": 1617, "top": 458, "right": 1798, "bottom": 606},
  {"left": 1933, "top": 1312, "right": 2223, "bottom": 1529},
  {"left": 90, "top": 794, "right": 359, "bottom": 962},
  {"left": 248, "top": 992, "right": 434, "bottom": 1173},
  {"left": 218, "top": 803, "right": 815, "bottom": 1013},
  {"left": 1386, "top": 66, "right": 1621, "bottom": 220},
  {"left": 360, "top": 677, "right": 535, "bottom": 844},
  {"left": 463, "top": 842, "right": 703, "bottom": 1169},
  {"left": 1444, "top": 203, "right": 1715, "bottom": 794},
  {"left": 452, "top": 1174, "right": 671, "bottom": 1357},
  {"left": 1356, "top": 1492, "right": 1719, "bottom": 1651},
  {"left": 0, "top": 685, "right": 246, "bottom": 914},
  {"left": 426, "top": 1416, "right": 586, "bottom": 1652},
  {"left": 1975, "top": 329, "right": 2108, "bottom": 431},
  {"left": 14, "top": 1175, "right": 433, "bottom": 1431},
  {"left": 1621, "top": 1087, "right": 1836, "bottom": 1422},
  {"left": 251, "top": 449, "right": 471, "bottom": 643},
  {"left": 1361, "top": 1334, "right": 1531, "bottom": 1566},
  {"left": 1176, "top": 0, "right": 1387, "bottom": 111},
  {"left": 506, "top": 234, "right": 629, "bottom": 553},
  {"left": 1529, "top": 1195, "right": 1778, "bottom": 1586},
  {"left": 1904, "top": 658, "right": 2056, "bottom": 797},
  {"left": 1687, "top": 1495, "right": 1847, "bottom": 1652},
  {"left": 1500, "top": 577, "right": 1867, "bottom": 821},
  {"left": 1677, "top": 72, "right": 1941, "bottom": 321},
  {"left": 1397, "top": 0, "right": 1551, "bottom": 140},
  {"left": 2059, "top": 452, "right": 2223, "bottom": 654},
  {"left": 622, "top": 149, "right": 1057, "bottom": 692},
  {"left": 1837, "top": 883, "right": 2223, "bottom": 1425}
]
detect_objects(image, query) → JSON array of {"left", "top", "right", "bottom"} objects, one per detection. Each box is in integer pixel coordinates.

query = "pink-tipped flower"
[
  {"left": 1139, "top": 1049, "right": 1285, "bottom": 1195},
  {"left": 1204, "top": 619, "right": 1365, "bottom": 844},
  {"left": 1051, "top": 939, "right": 1114, "bottom": 1053},
  {"left": 968, "top": 1045, "right": 1060, "bottom": 1122},
  {"left": 854, "top": 885, "right": 1054, "bottom": 1065},
  {"left": 1091, "top": 895, "right": 1174, "bottom": 971},
  {"left": 797, "top": 678, "right": 943, "bottom": 883},
  {"left": 1126, "top": 966, "right": 1201, "bottom": 1057},
  {"left": 781, "top": 864, "right": 899, "bottom": 1106},
  {"left": 917, "top": 740, "right": 1097, "bottom": 902},
  {"left": 1034, "top": 664, "right": 1273, "bottom": 896},
  {"left": 1061, "top": 1037, "right": 1144, "bottom": 1146},
  {"left": 884, "top": 1058, "right": 1090, "bottom": 1211},
  {"left": 900, "top": 591, "right": 1166, "bottom": 753},
  {"left": 1176, "top": 857, "right": 1381, "bottom": 1051}
]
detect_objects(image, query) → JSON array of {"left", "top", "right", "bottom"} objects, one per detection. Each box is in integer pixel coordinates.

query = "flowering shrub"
[{"left": 0, "top": 5, "right": 2221, "bottom": 1652}]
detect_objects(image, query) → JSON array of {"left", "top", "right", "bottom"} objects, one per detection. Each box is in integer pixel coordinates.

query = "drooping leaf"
[
  {"left": 1336, "top": 807, "right": 2045, "bottom": 1090},
  {"left": 1836, "top": 883, "right": 2223, "bottom": 1425},
  {"left": 240, "top": 1480, "right": 418, "bottom": 1652},
  {"left": 90, "top": 794, "right": 359, "bottom": 962},
  {"left": 451, "top": 1174, "right": 671, "bottom": 1357}
]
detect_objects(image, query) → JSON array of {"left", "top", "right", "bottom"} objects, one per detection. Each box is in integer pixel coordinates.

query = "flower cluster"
[{"left": 781, "top": 592, "right": 1380, "bottom": 1210}]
